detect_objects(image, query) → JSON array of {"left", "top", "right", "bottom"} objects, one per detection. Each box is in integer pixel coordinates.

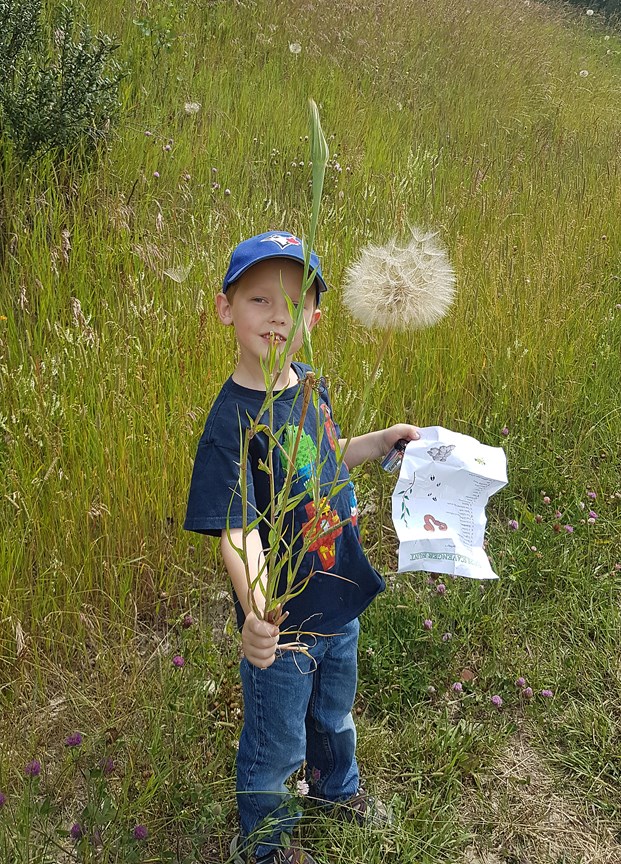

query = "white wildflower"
[
  {"left": 342, "top": 227, "right": 456, "bottom": 331},
  {"left": 580, "top": 70, "right": 589, "bottom": 77},
  {"left": 586, "top": 8, "right": 594, "bottom": 15},
  {"left": 289, "top": 42, "right": 302, "bottom": 54},
  {"left": 296, "top": 779, "right": 309, "bottom": 796},
  {"left": 184, "top": 101, "right": 201, "bottom": 114}
]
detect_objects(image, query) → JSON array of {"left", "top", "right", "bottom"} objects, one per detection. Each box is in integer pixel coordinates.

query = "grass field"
[{"left": 1, "top": 0, "right": 621, "bottom": 861}]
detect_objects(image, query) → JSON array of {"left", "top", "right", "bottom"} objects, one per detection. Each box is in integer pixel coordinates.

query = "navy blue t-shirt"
[{"left": 183, "top": 362, "right": 385, "bottom": 640}]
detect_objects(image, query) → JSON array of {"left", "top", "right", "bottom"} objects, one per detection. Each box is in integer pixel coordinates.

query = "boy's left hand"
[{"left": 379, "top": 424, "right": 420, "bottom": 458}]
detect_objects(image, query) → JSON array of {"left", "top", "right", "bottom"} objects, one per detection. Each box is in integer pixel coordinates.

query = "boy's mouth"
[{"left": 262, "top": 332, "right": 287, "bottom": 343}]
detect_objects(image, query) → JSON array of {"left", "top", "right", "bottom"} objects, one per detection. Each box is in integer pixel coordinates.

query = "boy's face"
[{"left": 215, "top": 258, "right": 322, "bottom": 370}]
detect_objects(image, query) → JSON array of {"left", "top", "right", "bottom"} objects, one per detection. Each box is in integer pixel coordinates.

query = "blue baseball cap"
[{"left": 222, "top": 231, "right": 328, "bottom": 302}]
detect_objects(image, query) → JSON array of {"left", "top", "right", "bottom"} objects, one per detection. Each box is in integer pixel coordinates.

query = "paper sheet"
[{"left": 391, "top": 426, "right": 508, "bottom": 579}]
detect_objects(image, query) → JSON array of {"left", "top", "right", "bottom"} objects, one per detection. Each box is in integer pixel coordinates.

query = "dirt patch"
[{"left": 460, "top": 732, "right": 621, "bottom": 864}]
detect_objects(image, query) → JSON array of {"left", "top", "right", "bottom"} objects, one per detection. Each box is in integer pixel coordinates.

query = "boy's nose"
[{"left": 269, "top": 303, "right": 290, "bottom": 324}]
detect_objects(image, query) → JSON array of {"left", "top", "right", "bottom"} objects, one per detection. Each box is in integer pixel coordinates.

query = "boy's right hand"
[{"left": 242, "top": 611, "right": 280, "bottom": 669}]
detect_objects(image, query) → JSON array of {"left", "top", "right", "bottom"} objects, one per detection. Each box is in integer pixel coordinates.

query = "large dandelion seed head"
[{"left": 342, "top": 227, "right": 456, "bottom": 331}]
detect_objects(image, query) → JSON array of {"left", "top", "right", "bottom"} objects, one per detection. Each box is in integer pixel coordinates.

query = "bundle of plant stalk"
[{"left": 225, "top": 100, "right": 348, "bottom": 650}]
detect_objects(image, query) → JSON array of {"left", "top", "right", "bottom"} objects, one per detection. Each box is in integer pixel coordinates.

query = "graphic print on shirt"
[
  {"left": 279, "top": 416, "right": 343, "bottom": 571},
  {"left": 280, "top": 423, "right": 318, "bottom": 495},
  {"left": 320, "top": 403, "right": 338, "bottom": 451},
  {"left": 347, "top": 481, "right": 358, "bottom": 528},
  {"left": 301, "top": 498, "right": 343, "bottom": 570}
]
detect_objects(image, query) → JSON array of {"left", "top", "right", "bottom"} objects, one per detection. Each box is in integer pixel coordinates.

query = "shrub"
[{"left": 0, "top": 0, "right": 124, "bottom": 162}]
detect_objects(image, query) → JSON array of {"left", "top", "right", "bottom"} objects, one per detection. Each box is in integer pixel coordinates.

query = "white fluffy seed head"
[{"left": 342, "top": 227, "right": 456, "bottom": 331}]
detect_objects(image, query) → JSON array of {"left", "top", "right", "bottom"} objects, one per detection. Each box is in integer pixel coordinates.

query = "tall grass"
[{"left": 1, "top": 0, "right": 620, "bottom": 861}]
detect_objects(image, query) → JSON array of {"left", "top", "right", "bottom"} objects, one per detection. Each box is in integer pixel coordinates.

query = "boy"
[{"left": 184, "top": 231, "right": 419, "bottom": 864}]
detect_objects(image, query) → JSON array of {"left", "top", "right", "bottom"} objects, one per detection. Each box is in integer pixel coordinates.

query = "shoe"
[
  {"left": 230, "top": 834, "right": 321, "bottom": 864},
  {"left": 333, "top": 788, "right": 393, "bottom": 828}
]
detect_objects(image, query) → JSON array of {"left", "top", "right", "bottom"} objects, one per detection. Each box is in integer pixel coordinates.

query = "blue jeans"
[{"left": 236, "top": 618, "right": 360, "bottom": 858}]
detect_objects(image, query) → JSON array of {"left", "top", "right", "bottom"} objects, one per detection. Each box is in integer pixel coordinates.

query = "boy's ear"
[
  {"left": 309, "top": 308, "right": 322, "bottom": 329},
  {"left": 215, "top": 292, "right": 233, "bottom": 325}
]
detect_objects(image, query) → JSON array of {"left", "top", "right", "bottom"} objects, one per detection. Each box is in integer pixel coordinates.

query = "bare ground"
[{"left": 460, "top": 731, "right": 621, "bottom": 864}]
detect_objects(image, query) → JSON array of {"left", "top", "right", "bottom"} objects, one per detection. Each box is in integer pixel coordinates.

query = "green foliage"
[
  {"left": 0, "top": 0, "right": 41, "bottom": 74},
  {"left": 0, "top": 0, "right": 123, "bottom": 162}
]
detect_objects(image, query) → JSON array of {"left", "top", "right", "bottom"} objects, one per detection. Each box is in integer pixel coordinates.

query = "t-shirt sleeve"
[{"left": 183, "top": 439, "right": 256, "bottom": 537}]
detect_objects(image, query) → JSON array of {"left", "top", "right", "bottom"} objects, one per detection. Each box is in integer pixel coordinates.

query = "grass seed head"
[{"left": 342, "top": 227, "right": 456, "bottom": 331}]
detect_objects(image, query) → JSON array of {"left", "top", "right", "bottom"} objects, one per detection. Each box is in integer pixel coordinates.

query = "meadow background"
[{"left": 1, "top": 0, "right": 621, "bottom": 861}]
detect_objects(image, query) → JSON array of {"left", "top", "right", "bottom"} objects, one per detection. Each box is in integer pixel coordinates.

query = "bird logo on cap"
[{"left": 260, "top": 233, "right": 302, "bottom": 249}]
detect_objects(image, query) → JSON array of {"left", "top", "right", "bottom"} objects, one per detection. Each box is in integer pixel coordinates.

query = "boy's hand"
[
  {"left": 380, "top": 423, "right": 420, "bottom": 457},
  {"left": 242, "top": 611, "right": 280, "bottom": 669}
]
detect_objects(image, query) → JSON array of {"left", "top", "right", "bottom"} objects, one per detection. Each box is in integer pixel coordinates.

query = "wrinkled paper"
[{"left": 392, "top": 426, "right": 508, "bottom": 579}]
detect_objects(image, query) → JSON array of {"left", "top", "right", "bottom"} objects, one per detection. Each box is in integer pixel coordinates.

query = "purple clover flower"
[
  {"left": 564, "top": 525, "right": 574, "bottom": 534},
  {"left": 436, "top": 583, "right": 446, "bottom": 595},
  {"left": 65, "top": 732, "right": 83, "bottom": 748},
  {"left": 451, "top": 682, "right": 463, "bottom": 693},
  {"left": 153, "top": 171, "right": 160, "bottom": 178},
  {"left": 70, "top": 823, "right": 83, "bottom": 840},
  {"left": 491, "top": 695, "right": 503, "bottom": 707},
  {"left": 543, "top": 496, "right": 551, "bottom": 504},
  {"left": 587, "top": 491, "right": 597, "bottom": 499},
  {"left": 133, "top": 824, "right": 148, "bottom": 841},
  {"left": 501, "top": 426, "right": 509, "bottom": 436},
  {"left": 554, "top": 510, "right": 562, "bottom": 519},
  {"left": 442, "top": 632, "right": 452, "bottom": 642},
  {"left": 311, "top": 766, "right": 321, "bottom": 782},
  {"left": 25, "top": 760, "right": 41, "bottom": 777},
  {"left": 588, "top": 510, "right": 597, "bottom": 519},
  {"left": 172, "top": 655, "right": 185, "bottom": 667},
  {"left": 515, "top": 677, "right": 526, "bottom": 688},
  {"left": 508, "top": 519, "right": 519, "bottom": 531},
  {"left": 100, "top": 757, "right": 115, "bottom": 775},
  {"left": 0, "top": 792, "right": 6, "bottom": 808},
  {"left": 181, "top": 614, "right": 194, "bottom": 629},
  {"left": 423, "top": 619, "right": 433, "bottom": 631},
  {"left": 540, "top": 689, "right": 554, "bottom": 698},
  {"left": 523, "top": 686, "right": 534, "bottom": 698}
]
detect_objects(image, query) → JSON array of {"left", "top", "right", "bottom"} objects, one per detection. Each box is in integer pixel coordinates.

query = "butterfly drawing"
[{"left": 427, "top": 445, "right": 455, "bottom": 462}]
